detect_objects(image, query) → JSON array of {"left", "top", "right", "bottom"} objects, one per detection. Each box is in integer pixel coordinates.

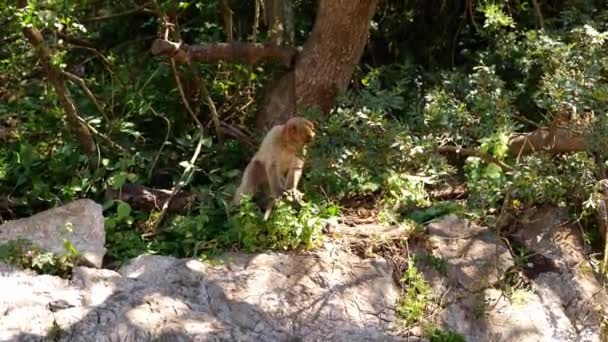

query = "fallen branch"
[
  {"left": 438, "top": 146, "right": 513, "bottom": 172},
  {"left": 427, "top": 184, "right": 468, "bottom": 200},
  {"left": 105, "top": 184, "right": 196, "bottom": 213},
  {"left": 150, "top": 39, "right": 297, "bottom": 67},
  {"left": 508, "top": 127, "right": 586, "bottom": 155}
]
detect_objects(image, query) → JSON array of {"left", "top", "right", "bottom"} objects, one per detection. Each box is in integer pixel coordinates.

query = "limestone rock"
[
  {"left": 0, "top": 248, "right": 405, "bottom": 341},
  {"left": 441, "top": 288, "right": 578, "bottom": 341},
  {"left": 0, "top": 199, "right": 105, "bottom": 268},
  {"left": 427, "top": 215, "right": 514, "bottom": 291},
  {"left": 427, "top": 212, "right": 608, "bottom": 342}
]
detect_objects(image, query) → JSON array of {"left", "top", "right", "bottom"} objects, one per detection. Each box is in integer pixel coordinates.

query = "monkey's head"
[{"left": 284, "top": 117, "right": 315, "bottom": 145}]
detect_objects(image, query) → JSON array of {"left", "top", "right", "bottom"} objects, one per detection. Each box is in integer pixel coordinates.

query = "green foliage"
[
  {"left": 0, "top": 238, "right": 79, "bottom": 278},
  {"left": 2, "top": 0, "right": 608, "bottom": 270},
  {"left": 305, "top": 102, "right": 452, "bottom": 210},
  {"left": 464, "top": 157, "right": 508, "bottom": 212},
  {"left": 225, "top": 196, "right": 338, "bottom": 252},
  {"left": 424, "top": 326, "right": 466, "bottom": 342},
  {"left": 396, "top": 258, "right": 432, "bottom": 326},
  {"left": 406, "top": 201, "right": 464, "bottom": 225}
]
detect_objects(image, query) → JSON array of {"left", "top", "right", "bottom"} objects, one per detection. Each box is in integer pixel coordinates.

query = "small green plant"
[
  {"left": 416, "top": 254, "right": 447, "bottom": 276},
  {"left": 226, "top": 195, "right": 339, "bottom": 252},
  {"left": 424, "top": 326, "right": 466, "bottom": 342},
  {"left": 0, "top": 238, "right": 79, "bottom": 278},
  {"left": 396, "top": 258, "right": 433, "bottom": 326}
]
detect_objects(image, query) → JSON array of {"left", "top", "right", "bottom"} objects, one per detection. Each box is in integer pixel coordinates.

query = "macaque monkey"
[{"left": 232, "top": 117, "right": 315, "bottom": 219}]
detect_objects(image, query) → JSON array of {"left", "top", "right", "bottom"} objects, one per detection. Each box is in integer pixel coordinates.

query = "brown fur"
[{"left": 232, "top": 117, "right": 315, "bottom": 218}]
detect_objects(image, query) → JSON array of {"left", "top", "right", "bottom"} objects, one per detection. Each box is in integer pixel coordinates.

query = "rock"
[
  {"left": 0, "top": 199, "right": 105, "bottom": 268},
  {"left": 0, "top": 248, "right": 405, "bottom": 341},
  {"left": 441, "top": 288, "right": 579, "bottom": 342},
  {"left": 427, "top": 215, "right": 514, "bottom": 291},
  {"left": 511, "top": 206, "right": 585, "bottom": 268},
  {"left": 0, "top": 262, "right": 83, "bottom": 341},
  {"left": 533, "top": 272, "right": 606, "bottom": 341},
  {"left": 427, "top": 212, "right": 608, "bottom": 342},
  {"left": 511, "top": 205, "right": 608, "bottom": 340}
]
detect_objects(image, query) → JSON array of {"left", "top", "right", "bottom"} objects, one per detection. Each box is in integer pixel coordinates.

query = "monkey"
[{"left": 232, "top": 116, "right": 315, "bottom": 219}]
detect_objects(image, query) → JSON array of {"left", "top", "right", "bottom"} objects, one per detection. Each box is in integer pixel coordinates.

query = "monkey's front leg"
[
  {"left": 284, "top": 157, "right": 305, "bottom": 202},
  {"left": 266, "top": 160, "right": 286, "bottom": 199}
]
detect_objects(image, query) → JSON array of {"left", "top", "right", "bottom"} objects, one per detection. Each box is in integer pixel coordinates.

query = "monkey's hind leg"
[{"left": 232, "top": 160, "right": 266, "bottom": 207}]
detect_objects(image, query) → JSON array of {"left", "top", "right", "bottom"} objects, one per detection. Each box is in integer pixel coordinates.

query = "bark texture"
[
  {"left": 150, "top": 40, "right": 296, "bottom": 67},
  {"left": 508, "top": 127, "right": 586, "bottom": 155},
  {"left": 256, "top": 0, "right": 380, "bottom": 131}
]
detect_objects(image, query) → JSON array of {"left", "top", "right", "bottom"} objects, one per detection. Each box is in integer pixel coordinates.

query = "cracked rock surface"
[
  {"left": 0, "top": 248, "right": 404, "bottom": 341},
  {"left": 424, "top": 212, "right": 607, "bottom": 342}
]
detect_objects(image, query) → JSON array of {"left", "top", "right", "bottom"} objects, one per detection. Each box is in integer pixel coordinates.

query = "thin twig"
[
  {"left": 150, "top": 57, "right": 206, "bottom": 233},
  {"left": 62, "top": 71, "right": 110, "bottom": 122},
  {"left": 190, "top": 64, "right": 223, "bottom": 143},
  {"left": 76, "top": 116, "right": 128, "bottom": 153}
]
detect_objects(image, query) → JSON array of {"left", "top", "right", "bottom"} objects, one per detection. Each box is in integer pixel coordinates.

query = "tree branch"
[
  {"left": 18, "top": 0, "right": 96, "bottom": 156},
  {"left": 150, "top": 39, "right": 297, "bottom": 67},
  {"left": 81, "top": 4, "right": 155, "bottom": 23},
  {"left": 438, "top": 146, "right": 514, "bottom": 172},
  {"left": 508, "top": 127, "right": 586, "bottom": 155},
  {"left": 62, "top": 71, "right": 111, "bottom": 122},
  {"left": 105, "top": 184, "right": 196, "bottom": 213}
]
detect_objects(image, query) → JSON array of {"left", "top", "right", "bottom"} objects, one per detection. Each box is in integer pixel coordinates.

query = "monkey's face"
[{"left": 286, "top": 117, "right": 315, "bottom": 145}]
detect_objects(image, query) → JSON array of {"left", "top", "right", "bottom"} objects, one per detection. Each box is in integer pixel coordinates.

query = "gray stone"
[
  {"left": 0, "top": 199, "right": 106, "bottom": 268},
  {"left": 0, "top": 248, "right": 405, "bottom": 341},
  {"left": 428, "top": 212, "right": 608, "bottom": 342},
  {"left": 427, "top": 215, "right": 514, "bottom": 291},
  {"left": 511, "top": 206, "right": 585, "bottom": 268},
  {"left": 441, "top": 288, "right": 578, "bottom": 342}
]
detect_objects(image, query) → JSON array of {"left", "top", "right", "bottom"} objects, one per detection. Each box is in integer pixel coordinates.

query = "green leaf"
[{"left": 116, "top": 201, "right": 132, "bottom": 220}]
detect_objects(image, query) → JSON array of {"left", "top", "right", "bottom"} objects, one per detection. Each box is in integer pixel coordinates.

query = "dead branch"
[
  {"left": 219, "top": 122, "right": 256, "bottom": 148},
  {"left": 531, "top": 0, "right": 545, "bottom": 30},
  {"left": 188, "top": 64, "right": 223, "bottom": 143},
  {"left": 150, "top": 39, "right": 297, "bottom": 67},
  {"left": 508, "top": 127, "right": 586, "bottom": 155},
  {"left": 105, "top": 184, "right": 196, "bottom": 213},
  {"left": 427, "top": 184, "right": 468, "bottom": 200},
  {"left": 149, "top": 47, "right": 207, "bottom": 233},
  {"left": 438, "top": 146, "right": 513, "bottom": 172},
  {"left": 75, "top": 116, "right": 129, "bottom": 154}
]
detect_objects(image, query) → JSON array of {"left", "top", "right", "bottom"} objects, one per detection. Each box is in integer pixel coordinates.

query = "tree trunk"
[{"left": 256, "top": 0, "right": 380, "bottom": 131}]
